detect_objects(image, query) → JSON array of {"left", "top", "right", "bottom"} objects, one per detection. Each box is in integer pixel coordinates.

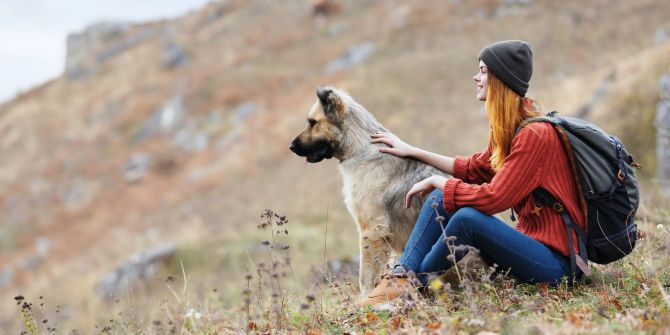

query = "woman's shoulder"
[
  {"left": 514, "top": 121, "right": 558, "bottom": 145},
  {"left": 517, "top": 121, "right": 556, "bottom": 137}
]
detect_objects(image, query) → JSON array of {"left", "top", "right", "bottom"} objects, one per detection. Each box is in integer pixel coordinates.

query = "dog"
[{"left": 290, "top": 86, "right": 448, "bottom": 296}]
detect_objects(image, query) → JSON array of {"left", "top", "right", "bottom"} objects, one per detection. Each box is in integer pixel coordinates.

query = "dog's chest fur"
[{"left": 337, "top": 155, "right": 440, "bottom": 251}]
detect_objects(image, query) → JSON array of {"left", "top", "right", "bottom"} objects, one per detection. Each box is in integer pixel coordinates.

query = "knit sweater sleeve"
[
  {"left": 451, "top": 144, "right": 494, "bottom": 184},
  {"left": 443, "top": 124, "right": 549, "bottom": 215}
]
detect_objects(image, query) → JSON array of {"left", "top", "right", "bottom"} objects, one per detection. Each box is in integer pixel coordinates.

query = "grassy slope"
[{"left": 3, "top": 0, "right": 670, "bottom": 333}]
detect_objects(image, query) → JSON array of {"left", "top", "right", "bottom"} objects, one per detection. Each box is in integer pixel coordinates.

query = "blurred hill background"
[{"left": 1, "top": 0, "right": 669, "bottom": 332}]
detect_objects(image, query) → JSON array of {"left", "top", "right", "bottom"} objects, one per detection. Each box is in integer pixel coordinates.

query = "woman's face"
[{"left": 473, "top": 60, "right": 488, "bottom": 101}]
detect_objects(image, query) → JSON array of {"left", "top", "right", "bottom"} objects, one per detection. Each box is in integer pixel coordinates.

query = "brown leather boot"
[{"left": 360, "top": 267, "right": 417, "bottom": 306}]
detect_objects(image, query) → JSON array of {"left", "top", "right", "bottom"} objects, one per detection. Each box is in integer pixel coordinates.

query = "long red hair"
[{"left": 485, "top": 72, "right": 542, "bottom": 171}]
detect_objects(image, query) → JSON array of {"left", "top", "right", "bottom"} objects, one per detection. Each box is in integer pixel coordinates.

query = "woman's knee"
[{"left": 445, "top": 207, "right": 486, "bottom": 234}]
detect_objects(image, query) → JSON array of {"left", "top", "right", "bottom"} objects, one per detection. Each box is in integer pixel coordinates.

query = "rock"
[
  {"left": 163, "top": 34, "right": 188, "bottom": 69},
  {"left": 159, "top": 96, "right": 185, "bottom": 131},
  {"left": 495, "top": 0, "right": 533, "bottom": 18},
  {"left": 657, "top": 74, "right": 670, "bottom": 196},
  {"left": 232, "top": 102, "right": 257, "bottom": 124},
  {"left": 174, "top": 127, "right": 209, "bottom": 152},
  {"left": 64, "top": 21, "right": 130, "bottom": 80},
  {"left": 18, "top": 255, "right": 42, "bottom": 270},
  {"left": 324, "top": 42, "right": 375, "bottom": 75},
  {"left": 656, "top": 25, "right": 670, "bottom": 45},
  {"left": 371, "top": 302, "right": 396, "bottom": 313},
  {"left": 97, "top": 27, "right": 156, "bottom": 62},
  {"left": 135, "top": 95, "right": 185, "bottom": 143},
  {"left": 206, "top": 1, "right": 229, "bottom": 23},
  {"left": 123, "top": 153, "right": 152, "bottom": 183},
  {"left": 0, "top": 266, "right": 13, "bottom": 287},
  {"left": 312, "top": 255, "right": 359, "bottom": 284},
  {"left": 576, "top": 70, "right": 616, "bottom": 119},
  {"left": 65, "top": 21, "right": 161, "bottom": 80},
  {"left": 61, "top": 179, "right": 98, "bottom": 211},
  {"left": 97, "top": 243, "right": 176, "bottom": 299},
  {"left": 35, "top": 237, "right": 51, "bottom": 257}
]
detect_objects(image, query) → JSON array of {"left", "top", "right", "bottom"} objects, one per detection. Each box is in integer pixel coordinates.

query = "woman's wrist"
[{"left": 431, "top": 175, "right": 448, "bottom": 189}]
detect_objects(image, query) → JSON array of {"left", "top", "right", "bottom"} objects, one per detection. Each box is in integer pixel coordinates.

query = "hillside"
[{"left": 1, "top": 0, "right": 669, "bottom": 332}]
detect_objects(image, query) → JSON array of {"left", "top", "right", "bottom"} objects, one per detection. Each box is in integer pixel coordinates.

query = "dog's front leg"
[{"left": 358, "top": 235, "right": 392, "bottom": 297}]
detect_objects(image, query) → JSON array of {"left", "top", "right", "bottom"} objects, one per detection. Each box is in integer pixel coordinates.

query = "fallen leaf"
[
  {"left": 426, "top": 321, "right": 442, "bottom": 329},
  {"left": 568, "top": 312, "right": 582, "bottom": 327},
  {"left": 388, "top": 316, "right": 402, "bottom": 330},
  {"left": 366, "top": 311, "right": 379, "bottom": 323}
]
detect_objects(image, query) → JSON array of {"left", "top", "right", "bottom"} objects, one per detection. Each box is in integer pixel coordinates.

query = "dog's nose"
[{"left": 289, "top": 142, "right": 297, "bottom": 153}]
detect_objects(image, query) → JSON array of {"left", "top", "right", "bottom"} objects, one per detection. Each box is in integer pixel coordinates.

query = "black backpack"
[{"left": 517, "top": 111, "right": 640, "bottom": 282}]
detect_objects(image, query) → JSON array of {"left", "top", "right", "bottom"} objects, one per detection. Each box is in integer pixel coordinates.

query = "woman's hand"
[
  {"left": 370, "top": 132, "right": 416, "bottom": 158},
  {"left": 405, "top": 175, "right": 448, "bottom": 208}
]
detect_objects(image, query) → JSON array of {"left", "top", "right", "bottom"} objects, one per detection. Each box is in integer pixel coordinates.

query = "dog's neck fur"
[{"left": 335, "top": 102, "right": 392, "bottom": 165}]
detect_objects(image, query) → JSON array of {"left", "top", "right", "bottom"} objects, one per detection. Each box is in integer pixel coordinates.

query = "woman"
[{"left": 364, "top": 40, "right": 585, "bottom": 305}]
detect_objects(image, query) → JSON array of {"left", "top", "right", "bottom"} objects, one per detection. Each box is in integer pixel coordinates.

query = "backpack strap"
[
  {"left": 515, "top": 111, "right": 559, "bottom": 135},
  {"left": 532, "top": 188, "right": 591, "bottom": 283}
]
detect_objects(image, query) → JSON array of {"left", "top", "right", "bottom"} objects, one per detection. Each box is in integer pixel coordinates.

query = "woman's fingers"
[
  {"left": 405, "top": 191, "right": 415, "bottom": 208},
  {"left": 371, "top": 132, "right": 395, "bottom": 139}
]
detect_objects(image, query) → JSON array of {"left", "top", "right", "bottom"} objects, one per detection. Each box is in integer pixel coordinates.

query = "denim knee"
[{"left": 445, "top": 207, "right": 483, "bottom": 235}]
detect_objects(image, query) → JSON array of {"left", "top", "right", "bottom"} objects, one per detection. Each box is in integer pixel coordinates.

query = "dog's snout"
[{"left": 289, "top": 138, "right": 302, "bottom": 155}]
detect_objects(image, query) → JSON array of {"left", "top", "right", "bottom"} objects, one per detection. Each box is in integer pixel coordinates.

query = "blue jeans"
[{"left": 398, "top": 189, "right": 574, "bottom": 285}]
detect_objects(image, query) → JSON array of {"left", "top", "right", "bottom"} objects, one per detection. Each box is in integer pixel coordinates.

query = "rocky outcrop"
[
  {"left": 97, "top": 243, "right": 176, "bottom": 299},
  {"left": 65, "top": 22, "right": 130, "bottom": 80},
  {"left": 576, "top": 71, "right": 616, "bottom": 119},
  {"left": 324, "top": 42, "right": 375, "bottom": 75},
  {"left": 65, "top": 22, "right": 165, "bottom": 80}
]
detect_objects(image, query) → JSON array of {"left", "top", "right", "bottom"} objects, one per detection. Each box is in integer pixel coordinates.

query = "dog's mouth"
[{"left": 290, "top": 139, "right": 334, "bottom": 163}]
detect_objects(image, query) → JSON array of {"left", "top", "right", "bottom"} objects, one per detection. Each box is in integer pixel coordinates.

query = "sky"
[{"left": 0, "top": 0, "right": 213, "bottom": 104}]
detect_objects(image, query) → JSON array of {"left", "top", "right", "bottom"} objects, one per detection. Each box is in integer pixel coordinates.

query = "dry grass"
[{"left": 12, "top": 195, "right": 670, "bottom": 334}]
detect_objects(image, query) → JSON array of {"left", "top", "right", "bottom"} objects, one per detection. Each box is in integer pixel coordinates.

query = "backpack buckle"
[
  {"left": 552, "top": 203, "right": 564, "bottom": 212},
  {"left": 531, "top": 205, "right": 543, "bottom": 216}
]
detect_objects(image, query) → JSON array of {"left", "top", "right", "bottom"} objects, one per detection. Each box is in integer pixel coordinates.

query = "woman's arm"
[{"left": 370, "top": 132, "right": 454, "bottom": 174}]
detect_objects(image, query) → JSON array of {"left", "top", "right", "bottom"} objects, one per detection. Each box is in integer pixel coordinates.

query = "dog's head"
[{"left": 289, "top": 86, "right": 347, "bottom": 163}]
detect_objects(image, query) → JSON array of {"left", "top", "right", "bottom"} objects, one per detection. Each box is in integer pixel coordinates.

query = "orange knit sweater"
[{"left": 442, "top": 122, "right": 585, "bottom": 257}]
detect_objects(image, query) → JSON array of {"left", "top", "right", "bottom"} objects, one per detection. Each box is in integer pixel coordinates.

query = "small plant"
[
  {"left": 14, "top": 295, "right": 57, "bottom": 335},
  {"left": 246, "top": 209, "right": 296, "bottom": 331}
]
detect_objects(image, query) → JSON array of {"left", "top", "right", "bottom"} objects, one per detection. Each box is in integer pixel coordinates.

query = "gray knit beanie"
[{"left": 478, "top": 40, "right": 533, "bottom": 97}]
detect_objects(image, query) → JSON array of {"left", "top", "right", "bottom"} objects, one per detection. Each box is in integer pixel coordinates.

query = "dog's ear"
[
  {"left": 316, "top": 86, "right": 332, "bottom": 106},
  {"left": 316, "top": 86, "right": 345, "bottom": 124}
]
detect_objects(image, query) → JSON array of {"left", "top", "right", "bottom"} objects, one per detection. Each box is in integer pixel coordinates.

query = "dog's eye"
[{"left": 308, "top": 119, "right": 317, "bottom": 128}]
